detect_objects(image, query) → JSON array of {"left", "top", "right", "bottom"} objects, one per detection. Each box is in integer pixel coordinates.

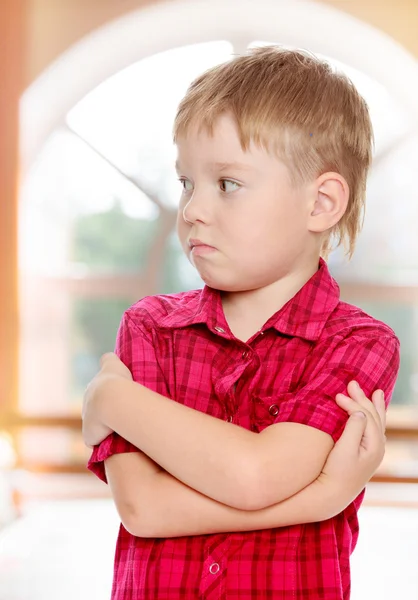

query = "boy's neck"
[{"left": 221, "top": 260, "right": 320, "bottom": 343}]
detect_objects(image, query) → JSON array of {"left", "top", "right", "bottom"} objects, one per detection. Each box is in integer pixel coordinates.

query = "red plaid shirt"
[{"left": 88, "top": 259, "right": 399, "bottom": 600}]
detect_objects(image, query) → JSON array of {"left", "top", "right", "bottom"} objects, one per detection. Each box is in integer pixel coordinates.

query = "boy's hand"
[
  {"left": 318, "top": 381, "right": 386, "bottom": 504},
  {"left": 335, "top": 380, "right": 386, "bottom": 457},
  {"left": 98, "top": 352, "right": 133, "bottom": 380},
  {"left": 82, "top": 353, "right": 133, "bottom": 448}
]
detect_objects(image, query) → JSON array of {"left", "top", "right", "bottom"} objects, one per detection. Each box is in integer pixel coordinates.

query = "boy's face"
[{"left": 175, "top": 113, "right": 317, "bottom": 292}]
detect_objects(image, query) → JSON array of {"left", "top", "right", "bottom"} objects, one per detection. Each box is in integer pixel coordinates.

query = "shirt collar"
[
  {"left": 157, "top": 258, "right": 340, "bottom": 341},
  {"left": 264, "top": 258, "right": 340, "bottom": 341},
  {"left": 157, "top": 284, "right": 226, "bottom": 335}
]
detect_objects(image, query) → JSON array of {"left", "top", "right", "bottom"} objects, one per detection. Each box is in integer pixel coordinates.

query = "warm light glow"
[{"left": 0, "top": 432, "right": 17, "bottom": 469}]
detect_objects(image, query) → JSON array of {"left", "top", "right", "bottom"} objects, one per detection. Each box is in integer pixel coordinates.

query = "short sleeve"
[
  {"left": 87, "top": 311, "right": 164, "bottom": 483},
  {"left": 273, "top": 333, "right": 400, "bottom": 443}
]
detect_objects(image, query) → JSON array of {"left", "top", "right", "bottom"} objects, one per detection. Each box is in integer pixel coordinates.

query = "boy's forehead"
[
  {"left": 177, "top": 115, "right": 238, "bottom": 146},
  {"left": 175, "top": 114, "right": 294, "bottom": 177},
  {"left": 175, "top": 157, "right": 256, "bottom": 173},
  {"left": 175, "top": 115, "right": 263, "bottom": 171},
  {"left": 175, "top": 143, "right": 283, "bottom": 176},
  {"left": 175, "top": 149, "right": 256, "bottom": 172}
]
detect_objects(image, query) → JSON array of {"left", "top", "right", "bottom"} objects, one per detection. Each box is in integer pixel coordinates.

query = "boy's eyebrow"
[
  {"left": 174, "top": 160, "right": 254, "bottom": 173},
  {"left": 212, "top": 161, "right": 254, "bottom": 172}
]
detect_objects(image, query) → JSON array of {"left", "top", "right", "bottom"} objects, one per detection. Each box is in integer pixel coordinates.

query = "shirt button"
[
  {"left": 209, "top": 563, "right": 220, "bottom": 574},
  {"left": 214, "top": 326, "right": 225, "bottom": 333},
  {"left": 269, "top": 404, "right": 279, "bottom": 416},
  {"left": 242, "top": 350, "right": 250, "bottom": 359},
  {"left": 226, "top": 415, "right": 233, "bottom": 423}
]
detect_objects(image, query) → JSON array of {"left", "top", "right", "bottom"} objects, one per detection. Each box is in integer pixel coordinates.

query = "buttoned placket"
[
  {"left": 212, "top": 326, "right": 267, "bottom": 431},
  {"left": 199, "top": 535, "right": 231, "bottom": 599}
]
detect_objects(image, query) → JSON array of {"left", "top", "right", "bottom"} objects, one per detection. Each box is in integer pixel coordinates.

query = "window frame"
[{"left": 11, "top": 0, "right": 418, "bottom": 479}]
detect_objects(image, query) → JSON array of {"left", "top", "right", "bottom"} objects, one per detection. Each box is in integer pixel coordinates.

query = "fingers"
[
  {"left": 100, "top": 352, "right": 117, "bottom": 369},
  {"left": 334, "top": 411, "right": 367, "bottom": 454},
  {"left": 371, "top": 389, "right": 386, "bottom": 433},
  {"left": 347, "top": 382, "right": 386, "bottom": 438},
  {"left": 335, "top": 392, "right": 373, "bottom": 423},
  {"left": 339, "top": 381, "right": 385, "bottom": 434},
  {"left": 335, "top": 392, "right": 381, "bottom": 437},
  {"left": 99, "top": 352, "right": 133, "bottom": 380},
  {"left": 346, "top": 381, "right": 380, "bottom": 428},
  {"left": 336, "top": 387, "right": 386, "bottom": 461}
]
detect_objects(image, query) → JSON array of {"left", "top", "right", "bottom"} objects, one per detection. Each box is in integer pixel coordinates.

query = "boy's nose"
[
  {"left": 182, "top": 205, "right": 193, "bottom": 225},
  {"left": 182, "top": 192, "right": 209, "bottom": 225}
]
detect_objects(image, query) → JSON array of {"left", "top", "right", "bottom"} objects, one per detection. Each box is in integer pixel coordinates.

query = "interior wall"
[
  {"left": 321, "top": 0, "right": 418, "bottom": 58},
  {"left": 0, "top": 1, "right": 23, "bottom": 414},
  {"left": 24, "top": 0, "right": 170, "bottom": 85},
  {"left": 24, "top": 0, "right": 418, "bottom": 86}
]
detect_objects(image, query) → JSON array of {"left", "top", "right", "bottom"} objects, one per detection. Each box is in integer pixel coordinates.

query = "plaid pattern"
[{"left": 88, "top": 259, "right": 400, "bottom": 600}]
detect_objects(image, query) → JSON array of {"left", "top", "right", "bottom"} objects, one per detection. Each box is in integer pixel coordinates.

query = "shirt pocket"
[{"left": 251, "top": 392, "right": 294, "bottom": 433}]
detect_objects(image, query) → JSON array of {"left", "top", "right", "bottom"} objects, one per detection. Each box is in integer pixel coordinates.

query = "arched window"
[{"left": 17, "top": 0, "right": 418, "bottom": 480}]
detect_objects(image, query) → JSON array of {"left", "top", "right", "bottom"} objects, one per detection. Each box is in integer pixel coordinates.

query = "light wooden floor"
[{"left": 0, "top": 499, "right": 417, "bottom": 600}]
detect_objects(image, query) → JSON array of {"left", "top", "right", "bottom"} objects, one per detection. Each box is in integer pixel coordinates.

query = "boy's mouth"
[
  {"left": 189, "top": 238, "right": 215, "bottom": 250},
  {"left": 188, "top": 238, "right": 217, "bottom": 255}
]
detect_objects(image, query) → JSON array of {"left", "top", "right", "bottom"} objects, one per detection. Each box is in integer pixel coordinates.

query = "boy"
[{"left": 82, "top": 47, "right": 399, "bottom": 599}]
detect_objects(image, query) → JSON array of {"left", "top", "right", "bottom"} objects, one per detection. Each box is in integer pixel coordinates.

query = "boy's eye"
[
  {"left": 220, "top": 179, "right": 240, "bottom": 193},
  {"left": 179, "top": 178, "right": 193, "bottom": 192}
]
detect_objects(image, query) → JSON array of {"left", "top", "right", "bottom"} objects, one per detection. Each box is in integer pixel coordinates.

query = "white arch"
[{"left": 21, "top": 0, "right": 418, "bottom": 170}]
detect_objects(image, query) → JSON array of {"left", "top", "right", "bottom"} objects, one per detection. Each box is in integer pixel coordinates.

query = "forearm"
[
  {"left": 99, "top": 376, "right": 257, "bottom": 508},
  {"left": 134, "top": 469, "right": 347, "bottom": 538}
]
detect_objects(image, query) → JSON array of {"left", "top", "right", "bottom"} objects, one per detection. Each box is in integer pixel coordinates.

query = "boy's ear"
[{"left": 308, "top": 172, "right": 349, "bottom": 233}]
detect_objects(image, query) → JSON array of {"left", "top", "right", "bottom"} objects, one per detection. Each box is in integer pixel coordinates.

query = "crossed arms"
[
  {"left": 103, "top": 403, "right": 380, "bottom": 538},
  {"left": 83, "top": 352, "right": 393, "bottom": 538}
]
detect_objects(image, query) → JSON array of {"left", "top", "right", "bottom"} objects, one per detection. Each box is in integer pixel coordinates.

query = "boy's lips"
[{"left": 188, "top": 238, "right": 217, "bottom": 255}]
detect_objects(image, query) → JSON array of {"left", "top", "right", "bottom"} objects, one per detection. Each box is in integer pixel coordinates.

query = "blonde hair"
[{"left": 173, "top": 46, "right": 374, "bottom": 258}]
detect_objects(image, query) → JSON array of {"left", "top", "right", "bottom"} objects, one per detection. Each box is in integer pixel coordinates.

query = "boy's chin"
[
  {"left": 198, "top": 273, "right": 232, "bottom": 291},
  {"left": 199, "top": 273, "right": 254, "bottom": 293}
]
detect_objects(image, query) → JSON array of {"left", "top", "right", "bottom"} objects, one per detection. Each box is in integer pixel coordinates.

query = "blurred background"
[{"left": 0, "top": 0, "right": 418, "bottom": 598}]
